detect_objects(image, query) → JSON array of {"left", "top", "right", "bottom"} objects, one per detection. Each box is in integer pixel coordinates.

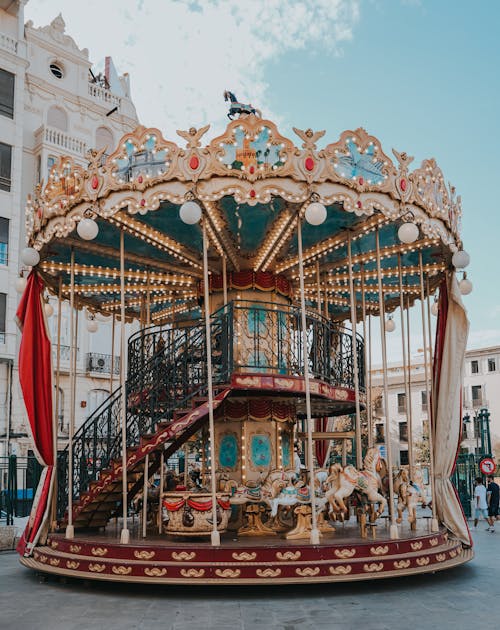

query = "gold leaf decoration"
[
  {"left": 436, "top": 554, "right": 446, "bottom": 562},
  {"left": 416, "top": 557, "right": 430, "bottom": 566},
  {"left": 38, "top": 555, "right": 48, "bottom": 563},
  {"left": 393, "top": 560, "right": 410, "bottom": 569},
  {"left": 232, "top": 552, "right": 257, "bottom": 561},
  {"left": 180, "top": 568, "right": 205, "bottom": 578},
  {"left": 89, "top": 563, "right": 106, "bottom": 573},
  {"left": 134, "top": 550, "right": 156, "bottom": 560},
  {"left": 334, "top": 548, "right": 356, "bottom": 559},
  {"left": 50, "top": 540, "right": 59, "bottom": 549},
  {"left": 295, "top": 567, "right": 320, "bottom": 577},
  {"left": 172, "top": 551, "right": 196, "bottom": 561},
  {"left": 429, "top": 537, "right": 439, "bottom": 547},
  {"left": 276, "top": 551, "right": 301, "bottom": 561},
  {"left": 112, "top": 565, "right": 132, "bottom": 575},
  {"left": 449, "top": 549, "right": 457, "bottom": 558},
  {"left": 91, "top": 547, "right": 108, "bottom": 557},
  {"left": 363, "top": 563, "right": 384, "bottom": 572},
  {"left": 66, "top": 561, "right": 80, "bottom": 570},
  {"left": 69, "top": 545, "right": 81, "bottom": 553},
  {"left": 49, "top": 558, "right": 60, "bottom": 566},
  {"left": 256, "top": 568, "right": 281, "bottom": 578},
  {"left": 329, "top": 565, "right": 352, "bottom": 575},
  {"left": 410, "top": 541, "right": 423, "bottom": 551},
  {"left": 215, "top": 568, "right": 241, "bottom": 578},
  {"left": 370, "top": 545, "right": 389, "bottom": 556},
  {"left": 144, "top": 567, "right": 167, "bottom": 577}
]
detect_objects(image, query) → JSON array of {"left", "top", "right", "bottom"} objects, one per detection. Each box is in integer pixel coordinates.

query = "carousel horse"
[
  {"left": 325, "top": 447, "right": 388, "bottom": 519},
  {"left": 393, "top": 468, "right": 428, "bottom": 526},
  {"left": 223, "top": 90, "right": 262, "bottom": 120}
]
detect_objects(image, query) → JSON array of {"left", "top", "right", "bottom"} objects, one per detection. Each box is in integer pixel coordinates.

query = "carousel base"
[{"left": 20, "top": 520, "right": 472, "bottom": 585}]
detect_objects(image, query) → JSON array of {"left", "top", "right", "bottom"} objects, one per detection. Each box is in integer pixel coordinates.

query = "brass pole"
[
  {"left": 142, "top": 453, "right": 149, "bottom": 538},
  {"left": 65, "top": 249, "right": 75, "bottom": 540},
  {"left": 360, "top": 263, "right": 370, "bottom": 449},
  {"left": 398, "top": 253, "right": 414, "bottom": 478},
  {"left": 119, "top": 230, "right": 130, "bottom": 544},
  {"left": 348, "top": 232, "right": 362, "bottom": 468}
]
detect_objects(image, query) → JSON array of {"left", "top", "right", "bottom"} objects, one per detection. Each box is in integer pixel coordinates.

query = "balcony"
[
  {"left": 34, "top": 125, "right": 87, "bottom": 157},
  {"left": 464, "top": 398, "right": 489, "bottom": 409},
  {"left": 87, "top": 83, "right": 122, "bottom": 109},
  {"left": 0, "top": 32, "right": 17, "bottom": 54},
  {"left": 52, "top": 345, "right": 80, "bottom": 363},
  {"left": 86, "top": 352, "right": 120, "bottom": 375}
]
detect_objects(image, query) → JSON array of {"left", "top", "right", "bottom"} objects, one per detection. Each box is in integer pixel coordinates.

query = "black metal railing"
[
  {"left": 86, "top": 352, "right": 121, "bottom": 375},
  {"left": 0, "top": 455, "right": 42, "bottom": 525}
]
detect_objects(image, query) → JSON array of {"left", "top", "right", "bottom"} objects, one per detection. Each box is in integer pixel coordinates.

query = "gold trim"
[
  {"left": 134, "top": 550, "right": 156, "bottom": 560},
  {"left": 370, "top": 545, "right": 389, "bottom": 556},
  {"left": 69, "top": 544, "right": 81, "bottom": 553},
  {"left": 232, "top": 552, "right": 257, "bottom": 561},
  {"left": 436, "top": 553, "right": 446, "bottom": 562},
  {"left": 50, "top": 540, "right": 58, "bottom": 549},
  {"left": 112, "top": 565, "right": 133, "bottom": 575},
  {"left": 410, "top": 541, "right": 423, "bottom": 551},
  {"left": 215, "top": 568, "right": 241, "bottom": 578},
  {"left": 416, "top": 557, "right": 430, "bottom": 566},
  {"left": 180, "top": 568, "right": 205, "bottom": 578},
  {"left": 66, "top": 560, "right": 80, "bottom": 569},
  {"left": 329, "top": 565, "right": 352, "bottom": 575},
  {"left": 429, "top": 537, "right": 439, "bottom": 546},
  {"left": 295, "top": 567, "right": 320, "bottom": 577},
  {"left": 91, "top": 547, "right": 108, "bottom": 557},
  {"left": 172, "top": 551, "right": 196, "bottom": 561},
  {"left": 363, "top": 563, "right": 384, "bottom": 572},
  {"left": 334, "top": 548, "right": 356, "bottom": 559},
  {"left": 88, "top": 563, "right": 106, "bottom": 573},
  {"left": 256, "top": 568, "right": 281, "bottom": 578},
  {"left": 144, "top": 567, "right": 167, "bottom": 577},
  {"left": 276, "top": 551, "right": 301, "bottom": 561},
  {"left": 49, "top": 558, "right": 60, "bottom": 566},
  {"left": 393, "top": 560, "right": 410, "bottom": 569}
]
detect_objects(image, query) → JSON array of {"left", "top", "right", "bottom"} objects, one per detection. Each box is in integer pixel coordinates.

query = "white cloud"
[{"left": 25, "top": 0, "right": 359, "bottom": 135}]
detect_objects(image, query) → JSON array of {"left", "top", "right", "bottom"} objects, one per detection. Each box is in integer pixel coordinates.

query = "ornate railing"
[
  {"left": 34, "top": 125, "right": 87, "bottom": 156},
  {"left": 86, "top": 352, "right": 121, "bottom": 375},
  {"left": 87, "top": 83, "right": 122, "bottom": 108}
]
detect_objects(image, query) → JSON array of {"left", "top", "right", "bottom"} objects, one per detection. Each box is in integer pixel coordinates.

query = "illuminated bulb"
[
  {"left": 21, "top": 247, "right": 40, "bottom": 267},
  {"left": 431, "top": 301, "right": 439, "bottom": 316},
  {"left": 459, "top": 273, "right": 473, "bottom": 295},
  {"left": 397, "top": 222, "right": 419, "bottom": 244},
  {"left": 15, "top": 276, "right": 27, "bottom": 293},
  {"left": 77, "top": 217, "right": 99, "bottom": 240},
  {"left": 179, "top": 200, "right": 201, "bottom": 224},
  {"left": 385, "top": 316, "right": 396, "bottom": 333},
  {"left": 87, "top": 318, "right": 98, "bottom": 333},
  {"left": 305, "top": 202, "right": 327, "bottom": 226},
  {"left": 452, "top": 250, "right": 470, "bottom": 269}
]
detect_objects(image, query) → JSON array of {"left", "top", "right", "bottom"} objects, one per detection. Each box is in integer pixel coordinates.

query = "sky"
[{"left": 24, "top": 0, "right": 500, "bottom": 358}]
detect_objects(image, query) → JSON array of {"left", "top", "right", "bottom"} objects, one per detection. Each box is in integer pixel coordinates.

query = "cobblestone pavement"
[{"left": 0, "top": 526, "right": 497, "bottom": 630}]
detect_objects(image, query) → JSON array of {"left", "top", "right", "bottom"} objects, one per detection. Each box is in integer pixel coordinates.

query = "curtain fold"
[
  {"left": 15, "top": 271, "right": 55, "bottom": 556},
  {"left": 432, "top": 273, "right": 472, "bottom": 546}
]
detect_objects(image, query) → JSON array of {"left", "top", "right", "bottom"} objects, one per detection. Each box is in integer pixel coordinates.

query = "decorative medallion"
[
  {"left": 256, "top": 568, "right": 281, "bottom": 578},
  {"left": 219, "top": 432, "right": 239, "bottom": 470},
  {"left": 66, "top": 561, "right": 80, "bottom": 570},
  {"left": 295, "top": 567, "right": 320, "bottom": 577},
  {"left": 334, "top": 548, "right": 356, "bottom": 559},
  {"left": 172, "top": 551, "right": 196, "bottom": 561},
  {"left": 449, "top": 549, "right": 458, "bottom": 559},
  {"left": 88, "top": 563, "right": 106, "bottom": 573},
  {"left": 363, "top": 563, "right": 384, "bottom": 572},
  {"left": 144, "top": 567, "right": 167, "bottom": 577},
  {"left": 329, "top": 565, "right": 352, "bottom": 575},
  {"left": 410, "top": 541, "right": 423, "bottom": 551},
  {"left": 276, "top": 550, "right": 301, "bottom": 561},
  {"left": 112, "top": 565, "right": 133, "bottom": 575},
  {"left": 416, "top": 557, "right": 430, "bottom": 567},
  {"left": 50, "top": 540, "right": 58, "bottom": 549},
  {"left": 69, "top": 544, "right": 81, "bottom": 553},
  {"left": 436, "top": 554, "right": 446, "bottom": 562},
  {"left": 180, "top": 568, "right": 205, "bottom": 578},
  {"left": 232, "top": 552, "right": 257, "bottom": 561},
  {"left": 250, "top": 433, "right": 272, "bottom": 469},
  {"left": 370, "top": 545, "right": 389, "bottom": 556},
  {"left": 393, "top": 560, "right": 410, "bottom": 569},
  {"left": 49, "top": 558, "right": 60, "bottom": 566},
  {"left": 215, "top": 568, "right": 241, "bottom": 578},
  {"left": 134, "top": 550, "right": 156, "bottom": 560},
  {"left": 91, "top": 547, "right": 108, "bottom": 557},
  {"left": 429, "top": 537, "right": 439, "bottom": 547}
]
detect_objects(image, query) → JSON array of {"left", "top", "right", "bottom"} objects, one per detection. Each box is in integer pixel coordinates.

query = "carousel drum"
[{"left": 161, "top": 492, "right": 231, "bottom": 536}]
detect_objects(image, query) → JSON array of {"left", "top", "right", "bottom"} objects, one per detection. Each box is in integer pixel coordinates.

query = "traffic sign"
[{"left": 479, "top": 457, "right": 496, "bottom": 475}]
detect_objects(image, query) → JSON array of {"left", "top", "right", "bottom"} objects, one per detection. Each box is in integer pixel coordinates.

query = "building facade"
[
  {"left": 0, "top": 2, "right": 138, "bottom": 458},
  {"left": 371, "top": 345, "right": 500, "bottom": 467}
]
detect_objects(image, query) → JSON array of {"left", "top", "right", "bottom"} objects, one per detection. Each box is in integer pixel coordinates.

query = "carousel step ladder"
[{"left": 63, "top": 388, "right": 231, "bottom": 531}]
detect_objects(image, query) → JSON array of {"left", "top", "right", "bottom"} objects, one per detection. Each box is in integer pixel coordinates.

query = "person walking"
[
  {"left": 473, "top": 477, "right": 488, "bottom": 528},
  {"left": 486, "top": 476, "right": 499, "bottom": 532}
]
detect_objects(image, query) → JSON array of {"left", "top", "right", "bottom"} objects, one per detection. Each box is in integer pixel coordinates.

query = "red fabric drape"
[
  {"left": 15, "top": 271, "right": 55, "bottom": 556},
  {"left": 315, "top": 417, "right": 328, "bottom": 467}
]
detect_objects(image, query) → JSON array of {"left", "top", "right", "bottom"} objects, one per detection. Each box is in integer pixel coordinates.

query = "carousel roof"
[{"left": 26, "top": 115, "right": 463, "bottom": 322}]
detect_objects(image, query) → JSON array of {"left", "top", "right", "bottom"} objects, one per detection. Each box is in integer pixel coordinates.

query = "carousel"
[{"left": 16, "top": 94, "right": 473, "bottom": 584}]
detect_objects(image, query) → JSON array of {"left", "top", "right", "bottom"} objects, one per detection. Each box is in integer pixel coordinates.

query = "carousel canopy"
[{"left": 25, "top": 115, "right": 462, "bottom": 323}]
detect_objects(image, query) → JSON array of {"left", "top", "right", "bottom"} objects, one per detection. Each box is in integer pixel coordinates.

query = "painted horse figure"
[
  {"left": 325, "top": 447, "right": 388, "bottom": 519},
  {"left": 224, "top": 90, "right": 262, "bottom": 120},
  {"left": 393, "top": 468, "right": 428, "bottom": 529}
]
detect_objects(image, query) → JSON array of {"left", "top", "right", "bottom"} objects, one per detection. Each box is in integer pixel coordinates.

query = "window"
[
  {"left": 472, "top": 385, "right": 483, "bottom": 407},
  {"left": 47, "top": 105, "right": 67, "bottom": 131},
  {"left": 87, "top": 389, "right": 110, "bottom": 418},
  {"left": 399, "top": 422, "right": 408, "bottom": 442},
  {"left": 0, "top": 143, "right": 12, "bottom": 192},
  {"left": 55, "top": 386, "right": 64, "bottom": 432},
  {"left": 0, "top": 293, "right": 6, "bottom": 342},
  {"left": 400, "top": 450, "right": 409, "bottom": 466},
  {"left": 471, "top": 360, "right": 479, "bottom": 374},
  {"left": 0, "top": 68, "right": 15, "bottom": 119},
  {"left": 421, "top": 390, "right": 428, "bottom": 411},
  {"left": 0, "top": 218, "right": 8, "bottom": 265},
  {"left": 375, "top": 424, "right": 385, "bottom": 444},
  {"left": 49, "top": 63, "right": 64, "bottom": 79},
  {"left": 397, "top": 392, "right": 406, "bottom": 413},
  {"left": 95, "top": 126, "right": 114, "bottom": 153},
  {"left": 488, "top": 358, "right": 496, "bottom": 373}
]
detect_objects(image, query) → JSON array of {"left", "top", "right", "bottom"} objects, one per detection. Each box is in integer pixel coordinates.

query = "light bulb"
[
  {"left": 397, "top": 222, "right": 419, "bottom": 244},
  {"left": 459, "top": 276, "right": 473, "bottom": 295},
  {"left": 305, "top": 202, "right": 327, "bottom": 226},
  {"left": 179, "top": 200, "right": 202, "bottom": 224},
  {"left": 77, "top": 217, "right": 99, "bottom": 240},
  {"left": 15, "top": 276, "right": 27, "bottom": 294},
  {"left": 21, "top": 247, "right": 40, "bottom": 267},
  {"left": 385, "top": 316, "right": 396, "bottom": 332},
  {"left": 431, "top": 301, "right": 439, "bottom": 316},
  {"left": 452, "top": 250, "right": 470, "bottom": 269}
]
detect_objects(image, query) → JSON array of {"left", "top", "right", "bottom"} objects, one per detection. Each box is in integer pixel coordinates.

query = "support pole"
[
  {"left": 51, "top": 277, "right": 63, "bottom": 530},
  {"left": 406, "top": 295, "right": 414, "bottom": 474},
  {"left": 146, "top": 268, "right": 151, "bottom": 326},
  {"left": 398, "top": 254, "right": 414, "bottom": 478},
  {"left": 65, "top": 249, "right": 75, "bottom": 540},
  {"left": 120, "top": 230, "right": 130, "bottom": 544},
  {"left": 316, "top": 261, "right": 321, "bottom": 315},
  {"left": 109, "top": 314, "right": 116, "bottom": 394},
  {"left": 203, "top": 219, "right": 220, "bottom": 546},
  {"left": 348, "top": 233, "right": 362, "bottom": 468},
  {"left": 368, "top": 313, "right": 373, "bottom": 448},
  {"left": 418, "top": 252, "right": 439, "bottom": 532},
  {"left": 222, "top": 256, "right": 228, "bottom": 307},
  {"left": 297, "top": 218, "right": 320, "bottom": 544},
  {"left": 158, "top": 451, "right": 164, "bottom": 534},
  {"left": 375, "top": 229, "right": 398, "bottom": 539},
  {"left": 142, "top": 453, "right": 149, "bottom": 538},
  {"left": 360, "top": 263, "right": 370, "bottom": 449}
]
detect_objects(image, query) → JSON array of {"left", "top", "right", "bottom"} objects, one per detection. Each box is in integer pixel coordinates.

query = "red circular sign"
[{"left": 479, "top": 457, "right": 496, "bottom": 475}]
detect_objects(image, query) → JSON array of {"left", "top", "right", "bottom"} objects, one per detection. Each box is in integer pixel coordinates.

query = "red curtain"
[
  {"left": 16, "top": 271, "right": 55, "bottom": 556},
  {"left": 315, "top": 417, "right": 328, "bottom": 467}
]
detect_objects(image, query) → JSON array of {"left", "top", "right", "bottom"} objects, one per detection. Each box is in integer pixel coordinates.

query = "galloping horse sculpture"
[
  {"left": 224, "top": 90, "right": 262, "bottom": 119},
  {"left": 393, "top": 468, "right": 428, "bottom": 528},
  {"left": 325, "top": 447, "right": 388, "bottom": 519}
]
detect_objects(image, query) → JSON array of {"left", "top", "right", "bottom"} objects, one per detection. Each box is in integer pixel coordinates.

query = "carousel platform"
[{"left": 20, "top": 521, "right": 472, "bottom": 585}]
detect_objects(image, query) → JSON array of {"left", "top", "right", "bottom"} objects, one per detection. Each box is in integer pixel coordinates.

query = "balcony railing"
[
  {"left": 88, "top": 83, "right": 122, "bottom": 108},
  {"left": 464, "top": 398, "right": 489, "bottom": 409},
  {"left": 86, "top": 352, "right": 120, "bottom": 375},
  {"left": 34, "top": 125, "right": 87, "bottom": 156},
  {"left": 51, "top": 345, "right": 80, "bottom": 363},
  {"left": 0, "top": 32, "right": 17, "bottom": 54}
]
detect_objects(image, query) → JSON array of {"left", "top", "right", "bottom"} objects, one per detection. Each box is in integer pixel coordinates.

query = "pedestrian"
[
  {"left": 473, "top": 477, "right": 488, "bottom": 527},
  {"left": 486, "top": 475, "right": 499, "bottom": 533}
]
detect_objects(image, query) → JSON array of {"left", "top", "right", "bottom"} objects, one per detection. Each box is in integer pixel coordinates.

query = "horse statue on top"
[
  {"left": 224, "top": 90, "right": 262, "bottom": 120},
  {"left": 325, "top": 447, "right": 388, "bottom": 520}
]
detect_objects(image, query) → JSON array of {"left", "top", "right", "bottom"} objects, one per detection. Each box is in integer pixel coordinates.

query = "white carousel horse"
[
  {"left": 325, "top": 447, "right": 388, "bottom": 519},
  {"left": 393, "top": 468, "right": 428, "bottom": 526}
]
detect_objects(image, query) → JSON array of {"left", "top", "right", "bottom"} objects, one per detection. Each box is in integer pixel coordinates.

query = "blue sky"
[{"left": 25, "top": 0, "right": 500, "bottom": 352}]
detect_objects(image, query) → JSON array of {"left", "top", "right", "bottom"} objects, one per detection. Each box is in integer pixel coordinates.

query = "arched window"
[
  {"left": 87, "top": 388, "right": 109, "bottom": 418},
  {"left": 95, "top": 126, "right": 114, "bottom": 154},
  {"left": 47, "top": 105, "right": 68, "bottom": 131}
]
